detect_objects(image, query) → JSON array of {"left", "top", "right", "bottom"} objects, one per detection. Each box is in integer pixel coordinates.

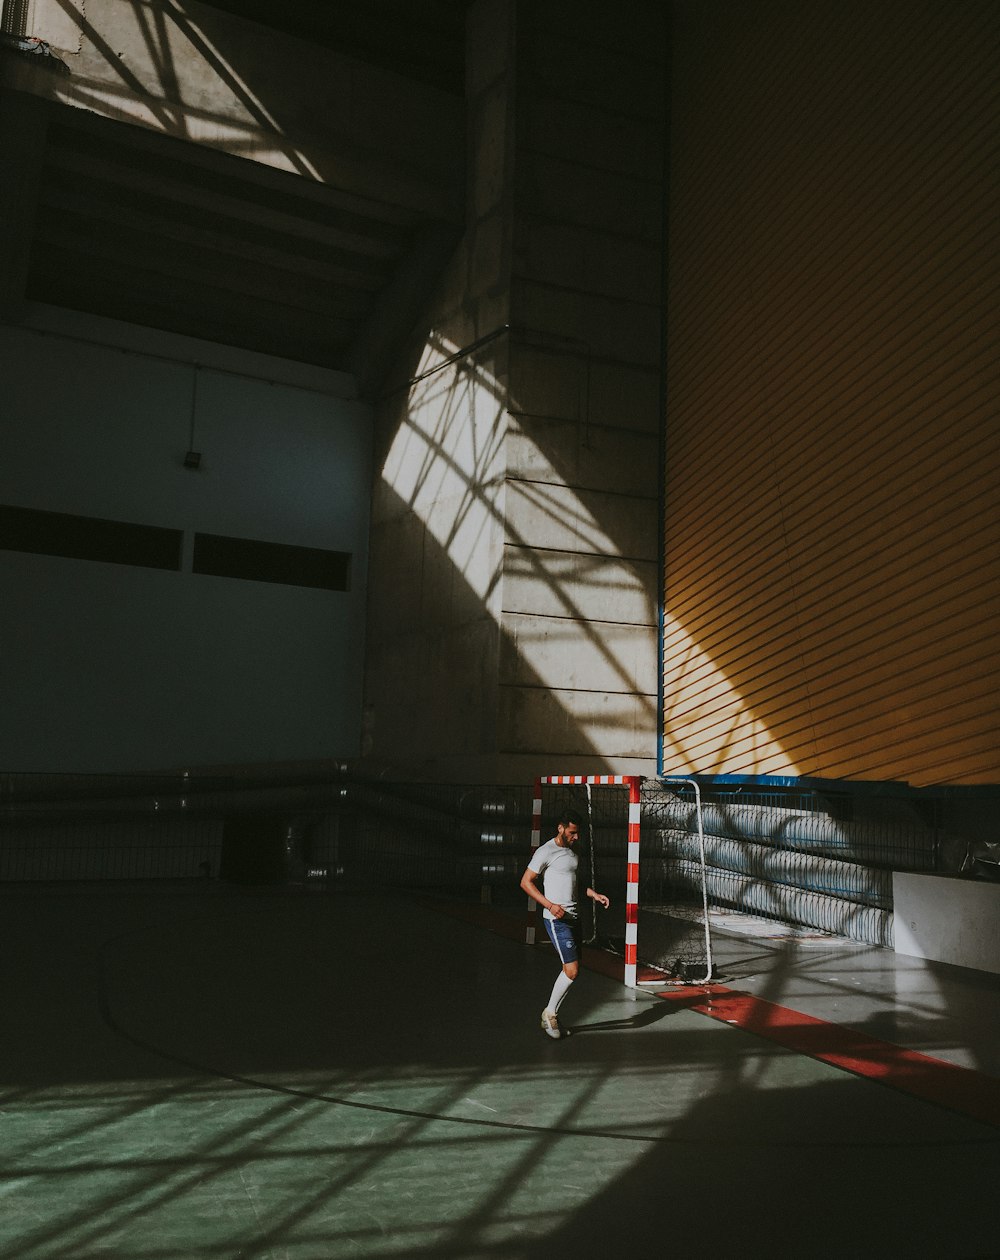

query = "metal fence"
[
  {"left": 0, "top": 770, "right": 351, "bottom": 883},
  {"left": 0, "top": 772, "right": 538, "bottom": 891},
  {"left": 639, "top": 780, "right": 942, "bottom": 947},
  {"left": 0, "top": 772, "right": 954, "bottom": 953}
]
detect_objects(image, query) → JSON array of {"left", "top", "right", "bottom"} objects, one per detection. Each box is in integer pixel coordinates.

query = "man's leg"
[
  {"left": 542, "top": 919, "right": 579, "bottom": 1038},
  {"left": 547, "top": 960, "right": 578, "bottom": 1011}
]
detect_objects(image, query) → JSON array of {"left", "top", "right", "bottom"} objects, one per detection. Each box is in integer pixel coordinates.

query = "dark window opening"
[
  {"left": 193, "top": 532, "right": 350, "bottom": 591},
  {"left": 0, "top": 504, "right": 182, "bottom": 570}
]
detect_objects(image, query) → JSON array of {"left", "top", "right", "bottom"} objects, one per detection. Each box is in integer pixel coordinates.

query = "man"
[{"left": 520, "top": 810, "right": 610, "bottom": 1039}]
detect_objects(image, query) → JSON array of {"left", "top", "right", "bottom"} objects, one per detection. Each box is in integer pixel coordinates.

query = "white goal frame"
[
  {"left": 526, "top": 775, "right": 643, "bottom": 987},
  {"left": 659, "top": 776, "right": 714, "bottom": 985},
  {"left": 526, "top": 774, "right": 714, "bottom": 988}
]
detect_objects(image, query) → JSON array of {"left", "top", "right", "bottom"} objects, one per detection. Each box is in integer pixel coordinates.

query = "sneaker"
[{"left": 541, "top": 1009, "right": 562, "bottom": 1039}]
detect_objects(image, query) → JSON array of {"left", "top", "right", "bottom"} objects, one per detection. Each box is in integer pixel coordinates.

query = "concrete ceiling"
[
  {"left": 201, "top": 0, "right": 470, "bottom": 94},
  {"left": 25, "top": 102, "right": 460, "bottom": 384},
  {"left": 10, "top": 3, "right": 469, "bottom": 389}
]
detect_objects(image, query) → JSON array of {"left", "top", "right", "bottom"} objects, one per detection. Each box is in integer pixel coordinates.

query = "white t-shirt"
[{"left": 527, "top": 838, "right": 579, "bottom": 921}]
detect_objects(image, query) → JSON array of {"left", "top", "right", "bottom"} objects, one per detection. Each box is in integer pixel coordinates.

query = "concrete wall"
[
  {"left": 0, "top": 304, "right": 372, "bottom": 772},
  {"left": 500, "top": 1, "right": 666, "bottom": 777},
  {"left": 361, "top": 0, "right": 668, "bottom": 782},
  {"left": 895, "top": 874, "right": 1000, "bottom": 975},
  {"left": 361, "top": 0, "right": 514, "bottom": 780},
  {"left": 9, "top": 0, "right": 992, "bottom": 795},
  {"left": 2, "top": 0, "right": 669, "bottom": 785}
]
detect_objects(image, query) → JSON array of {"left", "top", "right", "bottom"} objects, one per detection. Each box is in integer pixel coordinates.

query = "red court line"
[
  {"left": 657, "top": 985, "right": 1000, "bottom": 1130},
  {"left": 420, "top": 896, "right": 1000, "bottom": 1130}
]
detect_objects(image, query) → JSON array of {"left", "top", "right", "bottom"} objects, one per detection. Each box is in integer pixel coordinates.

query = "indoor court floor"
[{"left": 3, "top": 882, "right": 1000, "bottom": 1259}]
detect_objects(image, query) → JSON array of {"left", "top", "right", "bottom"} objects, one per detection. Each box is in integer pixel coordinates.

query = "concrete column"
[
  {"left": 360, "top": 0, "right": 516, "bottom": 779},
  {"left": 361, "top": 0, "right": 669, "bottom": 783},
  {"left": 496, "top": 0, "right": 668, "bottom": 779}
]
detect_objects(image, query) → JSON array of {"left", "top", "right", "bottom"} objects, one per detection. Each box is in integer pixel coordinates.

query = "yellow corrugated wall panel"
[
  {"left": 671, "top": 560, "right": 999, "bottom": 676},
  {"left": 663, "top": 0, "right": 1000, "bottom": 785}
]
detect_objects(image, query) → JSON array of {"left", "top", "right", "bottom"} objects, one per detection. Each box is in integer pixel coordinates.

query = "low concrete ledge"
[{"left": 894, "top": 872, "right": 1000, "bottom": 975}]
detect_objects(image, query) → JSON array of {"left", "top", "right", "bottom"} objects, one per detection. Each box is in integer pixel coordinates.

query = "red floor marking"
[
  {"left": 657, "top": 985, "right": 1000, "bottom": 1130},
  {"left": 418, "top": 896, "right": 1000, "bottom": 1129}
]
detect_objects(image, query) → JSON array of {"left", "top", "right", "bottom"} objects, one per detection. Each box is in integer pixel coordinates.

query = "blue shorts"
[{"left": 544, "top": 915, "right": 580, "bottom": 964}]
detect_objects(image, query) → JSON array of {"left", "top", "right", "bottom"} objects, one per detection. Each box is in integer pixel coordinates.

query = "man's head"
[{"left": 555, "top": 810, "right": 583, "bottom": 847}]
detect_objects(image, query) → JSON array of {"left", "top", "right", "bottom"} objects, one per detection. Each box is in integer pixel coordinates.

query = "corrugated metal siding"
[{"left": 663, "top": 0, "right": 1000, "bottom": 786}]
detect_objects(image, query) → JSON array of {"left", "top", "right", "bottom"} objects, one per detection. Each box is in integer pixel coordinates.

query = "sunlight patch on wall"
[
  {"left": 383, "top": 334, "right": 799, "bottom": 769},
  {"left": 662, "top": 615, "right": 801, "bottom": 776},
  {"left": 381, "top": 336, "right": 506, "bottom": 607},
  {"left": 24, "top": 0, "right": 322, "bottom": 174},
  {"left": 380, "top": 333, "right": 662, "bottom": 762},
  {"left": 383, "top": 330, "right": 805, "bottom": 771},
  {"left": 504, "top": 475, "right": 640, "bottom": 557}
]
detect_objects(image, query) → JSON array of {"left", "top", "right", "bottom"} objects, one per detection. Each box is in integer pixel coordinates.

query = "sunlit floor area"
[{"left": 3, "top": 883, "right": 1000, "bottom": 1259}]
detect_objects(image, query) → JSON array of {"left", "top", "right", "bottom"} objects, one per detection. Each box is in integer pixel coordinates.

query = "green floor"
[{"left": 3, "top": 885, "right": 1000, "bottom": 1258}]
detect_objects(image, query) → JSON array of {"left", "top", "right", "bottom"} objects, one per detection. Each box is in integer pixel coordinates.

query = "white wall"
[
  {"left": 1, "top": 305, "right": 372, "bottom": 772},
  {"left": 894, "top": 873, "right": 1000, "bottom": 976}
]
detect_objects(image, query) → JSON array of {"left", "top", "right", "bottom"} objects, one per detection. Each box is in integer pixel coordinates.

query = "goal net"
[{"left": 525, "top": 775, "right": 715, "bottom": 986}]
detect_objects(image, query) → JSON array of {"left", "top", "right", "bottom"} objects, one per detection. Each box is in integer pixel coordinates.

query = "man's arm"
[
  {"left": 520, "top": 866, "right": 566, "bottom": 918},
  {"left": 586, "top": 886, "right": 610, "bottom": 908}
]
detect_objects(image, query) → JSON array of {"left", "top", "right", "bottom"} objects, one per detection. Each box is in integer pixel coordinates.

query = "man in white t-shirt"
[{"left": 519, "top": 810, "right": 610, "bottom": 1039}]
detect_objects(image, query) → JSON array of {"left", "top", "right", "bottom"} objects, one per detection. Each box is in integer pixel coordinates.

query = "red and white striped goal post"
[{"left": 526, "top": 774, "right": 644, "bottom": 988}]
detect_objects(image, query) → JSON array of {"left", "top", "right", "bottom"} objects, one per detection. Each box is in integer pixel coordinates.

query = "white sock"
[{"left": 547, "top": 971, "right": 574, "bottom": 1014}]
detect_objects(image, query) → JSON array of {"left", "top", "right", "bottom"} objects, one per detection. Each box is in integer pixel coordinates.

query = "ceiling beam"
[
  {"left": 349, "top": 222, "right": 461, "bottom": 397},
  {"left": 27, "top": 259, "right": 356, "bottom": 369},
  {"left": 45, "top": 145, "right": 409, "bottom": 260},
  {"left": 37, "top": 186, "right": 389, "bottom": 292}
]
